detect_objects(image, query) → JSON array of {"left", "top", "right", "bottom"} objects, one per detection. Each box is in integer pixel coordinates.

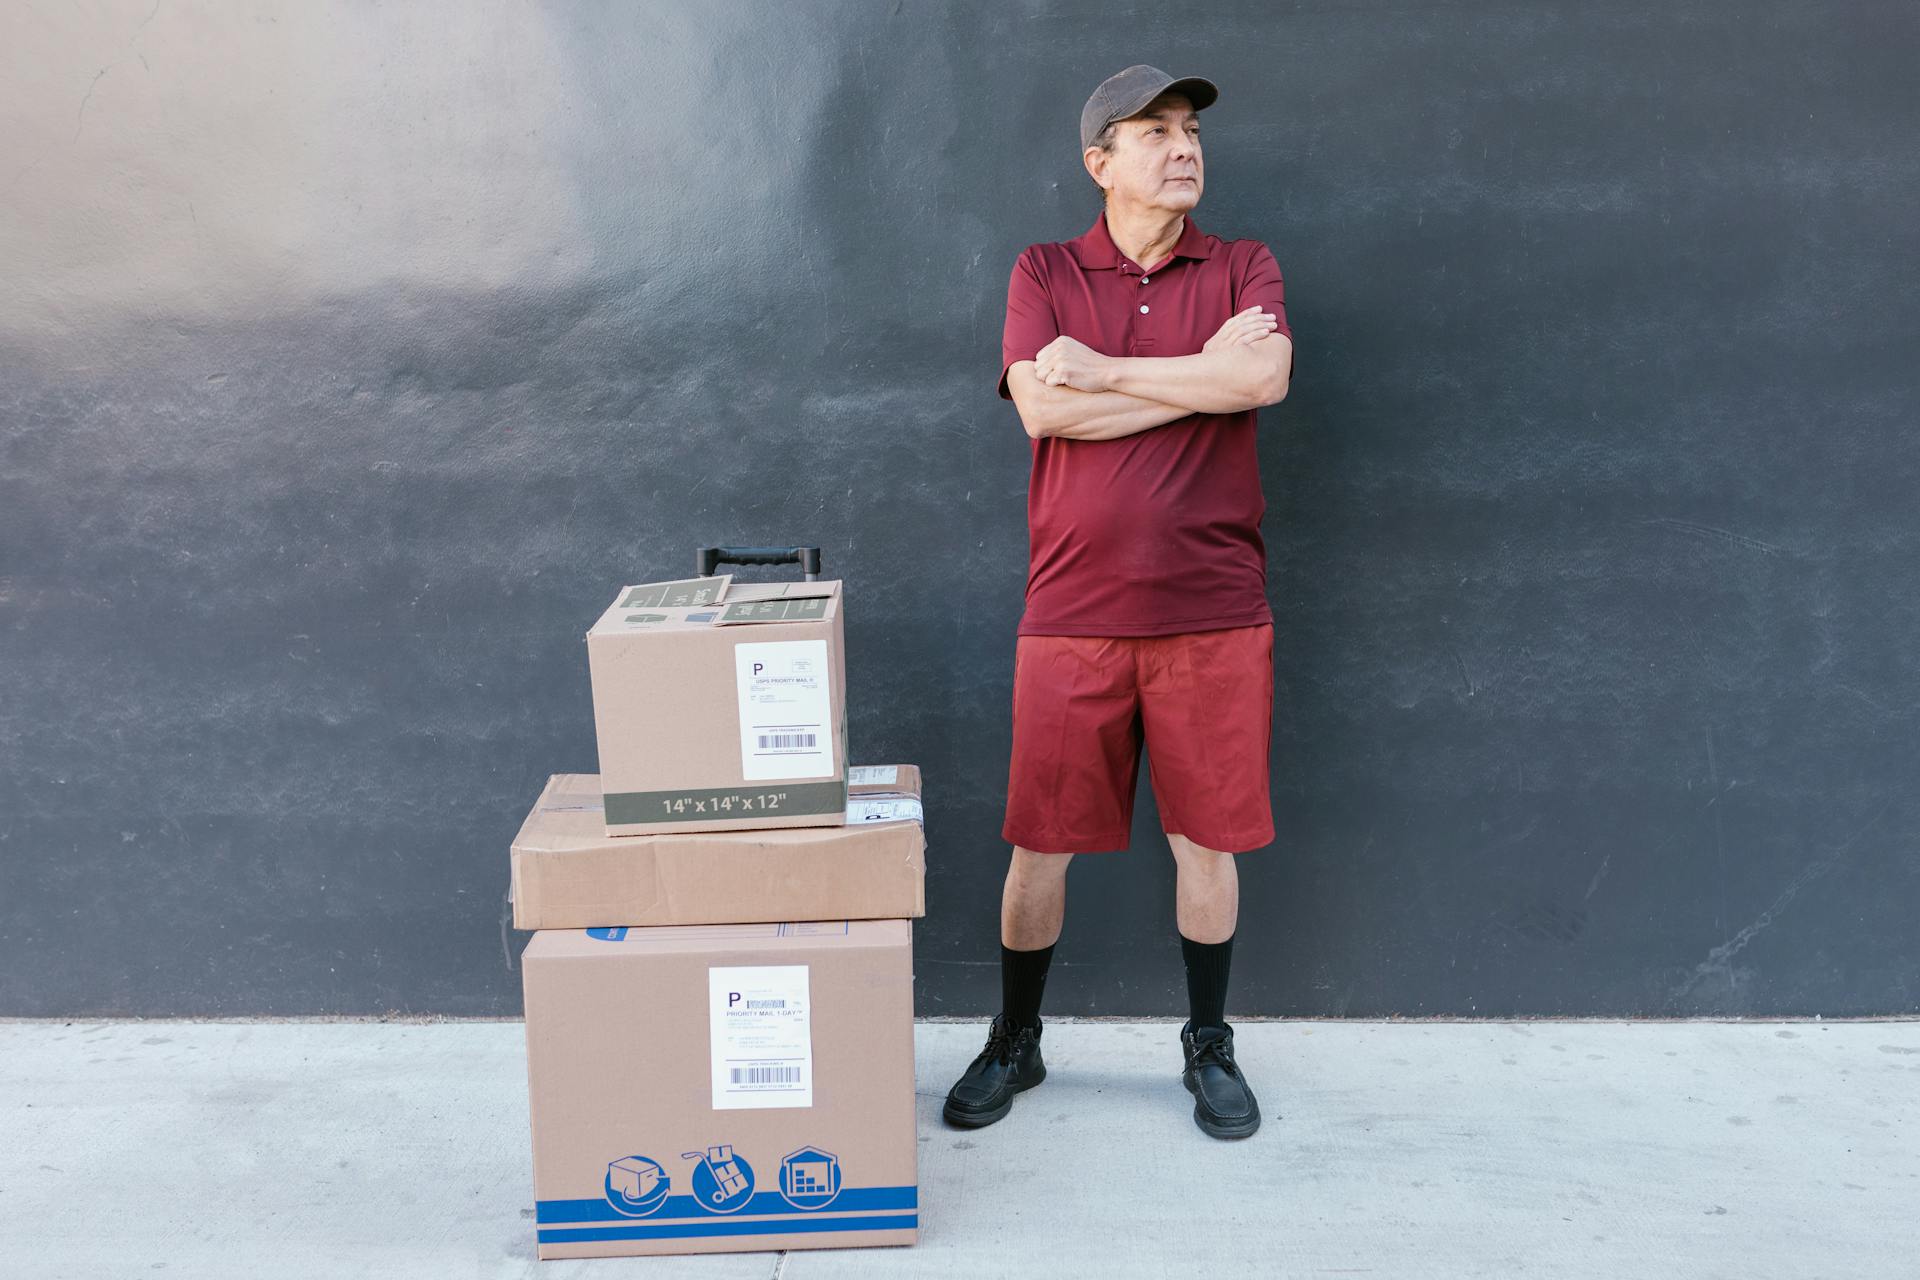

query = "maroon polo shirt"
[{"left": 999, "top": 212, "right": 1292, "bottom": 637}]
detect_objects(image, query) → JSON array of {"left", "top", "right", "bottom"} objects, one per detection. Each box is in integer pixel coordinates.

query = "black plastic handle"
[{"left": 696, "top": 545, "right": 823, "bottom": 581}]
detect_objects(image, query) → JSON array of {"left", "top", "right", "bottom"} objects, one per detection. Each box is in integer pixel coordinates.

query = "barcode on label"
[
  {"left": 757, "top": 733, "right": 818, "bottom": 750},
  {"left": 730, "top": 1066, "right": 802, "bottom": 1085}
]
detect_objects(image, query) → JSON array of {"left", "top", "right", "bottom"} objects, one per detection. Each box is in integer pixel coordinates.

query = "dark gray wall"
[{"left": 5, "top": 1, "right": 1917, "bottom": 1017}]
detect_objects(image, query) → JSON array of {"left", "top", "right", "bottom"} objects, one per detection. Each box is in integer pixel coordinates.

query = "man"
[{"left": 943, "top": 65, "right": 1293, "bottom": 1140}]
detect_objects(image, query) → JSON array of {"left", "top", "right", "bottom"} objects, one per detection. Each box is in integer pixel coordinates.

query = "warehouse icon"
[{"left": 778, "top": 1145, "right": 842, "bottom": 1210}]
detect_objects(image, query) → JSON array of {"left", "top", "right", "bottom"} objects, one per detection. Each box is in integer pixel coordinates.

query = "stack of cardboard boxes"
[{"left": 511, "top": 568, "right": 926, "bottom": 1261}]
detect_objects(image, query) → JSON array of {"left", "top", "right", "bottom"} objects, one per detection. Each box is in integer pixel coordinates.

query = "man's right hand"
[{"left": 1203, "top": 306, "right": 1280, "bottom": 352}]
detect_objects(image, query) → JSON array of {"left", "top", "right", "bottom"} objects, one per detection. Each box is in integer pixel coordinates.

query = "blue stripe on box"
[
  {"left": 537, "top": 1185, "right": 917, "bottom": 1224},
  {"left": 539, "top": 1212, "right": 917, "bottom": 1244}
]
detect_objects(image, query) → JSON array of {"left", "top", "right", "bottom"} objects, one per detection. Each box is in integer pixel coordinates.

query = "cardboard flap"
[
  {"left": 711, "top": 580, "right": 842, "bottom": 626},
  {"left": 591, "top": 578, "right": 842, "bottom": 634},
  {"left": 721, "top": 581, "right": 837, "bottom": 603},
  {"left": 615, "top": 576, "right": 732, "bottom": 610}
]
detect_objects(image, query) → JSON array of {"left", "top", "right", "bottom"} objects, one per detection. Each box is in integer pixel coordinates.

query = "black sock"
[
  {"left": 1181, "top": 933, "right": 1234, "bottom": 1032},
  {"left": 1000, "top": 943, "right": 1055, "bottom": 1030}
]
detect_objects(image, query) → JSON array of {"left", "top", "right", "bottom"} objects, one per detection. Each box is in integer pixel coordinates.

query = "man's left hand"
[{"left": 1033, "top": 335, "right": 1114, "bottom": 392}]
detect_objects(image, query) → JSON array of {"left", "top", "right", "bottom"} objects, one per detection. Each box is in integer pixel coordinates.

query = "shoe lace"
[
  {"left": 980, "top": 1020, "right": 1023, "bottom": 1067},
  {"left": 1189, "top": 1033, "right": 1241, "bottom": 1078}
]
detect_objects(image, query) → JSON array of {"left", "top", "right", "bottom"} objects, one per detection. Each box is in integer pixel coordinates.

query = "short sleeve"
[
  {"left": 999, "top": 247, "right": 1060, "bottom": 399},
  {"left": 1232, "top": 243, "right": 1293, "bottom": 345}
]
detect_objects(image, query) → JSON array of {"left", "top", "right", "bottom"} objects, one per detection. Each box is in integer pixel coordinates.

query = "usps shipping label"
[
  {"left": 847, "top": 797, "right": 924, "bottom": 825},
  {"left": 734, "top": 640, "right": 835, "bottom": 781},
  {"left": 709, "top": 965, "right": 814, "bottom": 1110}
]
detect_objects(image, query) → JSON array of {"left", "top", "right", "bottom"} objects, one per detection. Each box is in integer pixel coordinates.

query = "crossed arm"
[{"left": 1005, "top": 307, "right": 1293, "bottom": 442}]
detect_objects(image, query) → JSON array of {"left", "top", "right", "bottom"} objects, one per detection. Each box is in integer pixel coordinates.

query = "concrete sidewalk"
[{"left": 3, "top": 1019, "right": 1916, "bottom": 1278}]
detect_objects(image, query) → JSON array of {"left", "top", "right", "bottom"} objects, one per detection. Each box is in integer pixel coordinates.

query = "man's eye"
[{"left": 1150, "top": 127, "right": 1164, "bottom": 136}]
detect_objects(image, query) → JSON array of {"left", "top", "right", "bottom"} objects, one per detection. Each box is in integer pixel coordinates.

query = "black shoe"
[
  {"left": 1181, "top": 1022, "right": 1261, "bottom": 1139},
  {"left": 942, "top": 1015, "right": 1047, "bottom": 1129}
]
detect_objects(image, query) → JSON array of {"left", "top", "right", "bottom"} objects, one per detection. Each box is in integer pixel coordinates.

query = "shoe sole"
[
  {"left": 1184, "top": 1073, "right": 1262, "bottom": 1139},
  {"left": 941, "top": 1065, "right": 1046, "bottom": 1129}
]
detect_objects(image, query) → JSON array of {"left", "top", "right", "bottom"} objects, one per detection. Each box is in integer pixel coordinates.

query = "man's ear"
[{"left": 1083, "top": 146, "right": 1112, "bottom": 196}]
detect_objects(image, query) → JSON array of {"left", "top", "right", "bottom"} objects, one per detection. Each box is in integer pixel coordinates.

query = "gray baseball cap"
[{"left": 1079, "top": 64, "right": 1219, "bottom": 151}]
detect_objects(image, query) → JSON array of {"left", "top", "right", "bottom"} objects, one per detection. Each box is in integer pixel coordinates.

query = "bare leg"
[
  {"left": 945, "top": 846, "right": 1065, "bottom": 1128},
  {"left": 1168, "top": 833, "right": 1238, "bottom": 943},
  {"left": 1168, "top": 833, "right": 1260, "bottom": 1138},
  {"left": 1000, "top": 846, "right": 1074, "bottom": 950}
]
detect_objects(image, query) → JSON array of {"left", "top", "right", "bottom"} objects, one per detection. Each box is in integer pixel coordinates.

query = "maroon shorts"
[{"left": 1001, "top": 624, "right": 1275, "bottom": 854}]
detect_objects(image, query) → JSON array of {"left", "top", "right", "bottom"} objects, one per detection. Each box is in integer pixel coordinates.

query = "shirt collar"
[{"left": 1068, "top": 212, "right": 1214, "bottom": 272}]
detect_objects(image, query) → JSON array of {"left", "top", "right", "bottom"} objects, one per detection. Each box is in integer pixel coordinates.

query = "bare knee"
[
  {"left": 1168, "top": 834, "right": 1233, "bottom": 878},
  {"left": 1169, "top": 835, "right": 1238, "bottom": 943},
  {"left": 1008, "top": 845, "right": 1074, "bottom": 885},
  {"left": 1002, "top": 846, "right": 1072, "bottom": 950}
]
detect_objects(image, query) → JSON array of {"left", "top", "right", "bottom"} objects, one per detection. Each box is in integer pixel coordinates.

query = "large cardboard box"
[
  {"left": 523, "top": 920, "right": 918, "bottom": 1260},
  {"left": 588, "top": 575, "right": 849, "bottom": 837},
  {"left": 510, "top": 765, "right": 927, "bottom": 930}
]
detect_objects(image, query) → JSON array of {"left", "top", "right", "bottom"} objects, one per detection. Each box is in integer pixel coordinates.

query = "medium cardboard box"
[
  {"left": 588, "top": 574, "right": 850, "bottom": 837},
  {"left": 523, "top": 920, "right": 918, "bottom": 1260},
  {"left": 509, "top": 765, "right": 927, "bottom": 930}
]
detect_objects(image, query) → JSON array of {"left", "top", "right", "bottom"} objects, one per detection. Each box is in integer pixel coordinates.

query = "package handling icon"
[
  {"left": 602, "top": 1155, "right": 671, "bottom": 1218},
  {"left": 682, "top": 1144, "right": 756, "bottom": 1213}
]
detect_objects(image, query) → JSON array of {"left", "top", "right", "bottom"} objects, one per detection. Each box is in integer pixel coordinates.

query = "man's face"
[{"left": 1087, "top": 93, "right": 1204, "bottom": 214}]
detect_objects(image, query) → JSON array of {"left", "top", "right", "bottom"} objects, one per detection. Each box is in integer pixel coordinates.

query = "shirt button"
[
  {"left": 1141, "top": 276, "right": 1150, "bottom": 284},
  {"left": 1139, "top": 305, "right": 1150, "bottom": 314}
]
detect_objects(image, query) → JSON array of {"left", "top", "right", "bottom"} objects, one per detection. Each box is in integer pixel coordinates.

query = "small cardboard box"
[
  {"left": 523, "top": 920, "right": 918, "bottom": 1260},
  {"left": 510, "top": 765, "right": 927, "bottom": 930},
  {"left": 588, "top": 575, "right": 849, "bottom": 837}
]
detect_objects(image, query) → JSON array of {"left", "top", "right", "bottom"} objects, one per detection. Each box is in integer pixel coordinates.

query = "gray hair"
[{"left": 1087, "top": 121, "right": 1116, "bottom": 197}]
